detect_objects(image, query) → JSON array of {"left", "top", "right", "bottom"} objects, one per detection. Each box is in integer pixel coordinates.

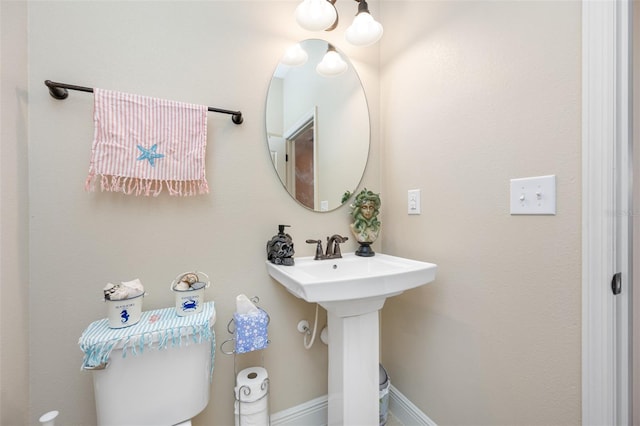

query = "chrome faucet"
[{"left": 306, "top": 235, "right": 349, "bottom": 260}]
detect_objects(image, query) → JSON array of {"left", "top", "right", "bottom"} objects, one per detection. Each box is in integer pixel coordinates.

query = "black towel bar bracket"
[{"left": 44, "top": 80, "right": 243, "bottom": 125}]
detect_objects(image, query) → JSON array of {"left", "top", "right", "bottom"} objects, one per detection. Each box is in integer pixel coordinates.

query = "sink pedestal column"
[{"left": 323, "top": 297, "right": 390, "bottom": 426}]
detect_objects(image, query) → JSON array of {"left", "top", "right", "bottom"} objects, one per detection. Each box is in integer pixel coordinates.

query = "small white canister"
[
  {"left": 105, "top": 292, "right": 144, "bottom": 328},
  {"left": 171, "top": 272, "right": 210, "bottom": 317}
]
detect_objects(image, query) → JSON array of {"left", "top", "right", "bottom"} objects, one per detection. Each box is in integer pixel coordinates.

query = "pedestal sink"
[{"left": 266, "top": 253, "right": 437, "bottom": 425}]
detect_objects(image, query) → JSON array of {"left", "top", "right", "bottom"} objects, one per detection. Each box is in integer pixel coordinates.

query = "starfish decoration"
[{"left": 136, "top": 144, "right": 165, "bottom": 167}]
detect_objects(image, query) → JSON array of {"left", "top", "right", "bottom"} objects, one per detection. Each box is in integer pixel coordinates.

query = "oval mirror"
[{"left": 266, "top": 39, "right": 370, "bottom": 212}]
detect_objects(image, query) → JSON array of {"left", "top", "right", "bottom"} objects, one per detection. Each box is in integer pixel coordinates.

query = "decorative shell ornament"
[
  {"left": 172, "top": 272, "right": 204, "bottom": 291},
  {"left": 180, "top": 273, "right": 199, "bottom": 285}
]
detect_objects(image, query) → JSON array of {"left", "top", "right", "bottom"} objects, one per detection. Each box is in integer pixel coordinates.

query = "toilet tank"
[{"left": 80, "top": 303, "right": 216, "bottom": 426}]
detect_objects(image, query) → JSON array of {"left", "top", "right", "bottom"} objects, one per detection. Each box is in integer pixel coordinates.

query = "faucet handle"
[{"left": 306, "top": 239, "right": 324, "bottom": 260}]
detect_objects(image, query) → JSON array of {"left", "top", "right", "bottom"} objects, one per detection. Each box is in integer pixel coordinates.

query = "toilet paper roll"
[
  {"left": 234, "top": 367, "right": 269, "bottom": 403},
  {"left": 234, "top": 397, "right": 268, "bottom": 426}
]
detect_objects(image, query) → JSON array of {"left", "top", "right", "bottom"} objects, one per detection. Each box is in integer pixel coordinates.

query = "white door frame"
[
  {"left": 284, "top": 107, "right": 319, "bottom": 208},
  {"left": 583, "top": 1, "right": 632, "bottom": 424}
]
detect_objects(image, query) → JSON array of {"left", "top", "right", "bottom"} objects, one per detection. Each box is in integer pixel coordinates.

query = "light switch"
[
  {"left": 320, "top": 200, "right": 329, "bottom": 212},
  {"left": 408, "top": 189, "right": 421, "bottom": 215},
  {"left": 510, "top": 175, "right": 556, "bottom": 215}
]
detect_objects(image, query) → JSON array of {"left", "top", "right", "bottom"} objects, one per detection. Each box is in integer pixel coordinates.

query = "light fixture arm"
[{"left": 355, "top": 0, "right": 370, "bottom": 15}]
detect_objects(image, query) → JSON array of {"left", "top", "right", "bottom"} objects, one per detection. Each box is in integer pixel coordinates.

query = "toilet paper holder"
[
  {"left": 234, "top": 369, "right": 270, "bottom": 426},
  {"left": 220, "top": 296, "right": 271, "bottom": 426}
]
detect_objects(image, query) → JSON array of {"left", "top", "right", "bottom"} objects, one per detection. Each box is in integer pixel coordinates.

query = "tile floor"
[{"left": 386, "top": 412, "right": 404, "bottom": 426}]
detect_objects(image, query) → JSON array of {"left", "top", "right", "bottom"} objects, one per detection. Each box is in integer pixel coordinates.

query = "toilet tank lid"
[{"left": 79, "top": 302, "right": 216, "bottom": 370}]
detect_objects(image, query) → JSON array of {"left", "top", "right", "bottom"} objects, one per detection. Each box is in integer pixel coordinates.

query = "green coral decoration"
[{"left": 349, "top": 188, "right": 381, "bottom": 244}]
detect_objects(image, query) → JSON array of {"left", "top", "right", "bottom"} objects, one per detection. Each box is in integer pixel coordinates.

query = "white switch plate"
[
  {"left": 510, "top": 175, "right": 556, "bottom": 215},
  {"left": 320, "top": 200, "right": 329, "bottom": 212},
  {"left": 408, "top": 189, "right": 421, "bottom": 215}
]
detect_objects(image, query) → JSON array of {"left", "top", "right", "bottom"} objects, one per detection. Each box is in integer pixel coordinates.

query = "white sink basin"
[
  {"left": 267, "top": 253, "right": 437, "bottom": 315},
  {"left": 266, "top": 252, "right": 437, "bottom": 425}
]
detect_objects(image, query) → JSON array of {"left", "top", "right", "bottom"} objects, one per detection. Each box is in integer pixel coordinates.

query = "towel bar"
[{"left": 44, "top": 80, "right": 244, "bottom": 125}]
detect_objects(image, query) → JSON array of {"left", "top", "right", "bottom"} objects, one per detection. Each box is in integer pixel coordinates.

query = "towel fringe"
[
  {"left": 80, "top": 322, "right": 215, "bottom": 369},
  {"left": 86, "top": 174, "right": 209, "bottom": 197}
]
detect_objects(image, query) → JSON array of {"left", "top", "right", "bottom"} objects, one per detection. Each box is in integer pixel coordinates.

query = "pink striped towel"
[{"left": 86, "top": 88, "right": 209, "bottom": 196}]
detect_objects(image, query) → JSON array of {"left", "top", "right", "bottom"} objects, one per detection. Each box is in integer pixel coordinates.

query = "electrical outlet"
[
  {"left": 510, "top": 175, "right": 556, "bottom": 215},
  {"left": 408, "top": 189, "right": 421, "bottom": 215}
]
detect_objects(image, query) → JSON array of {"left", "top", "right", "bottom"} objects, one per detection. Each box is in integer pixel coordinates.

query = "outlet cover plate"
[{"left": 510, "top": 175, "right": 556, "bottom": 215}]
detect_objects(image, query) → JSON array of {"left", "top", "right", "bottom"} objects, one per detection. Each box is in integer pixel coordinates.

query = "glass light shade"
[
  {"left": 345, "top": 12, "right": 384, "bottom": 46},
  {"left": 281, "top": 43, "right": 309, "bottom": 67},
  {"left": 295, "top": 0, "right": 337, "bottom": 31},
  {"left": 316, "top": 50, "right": 348, "bottom": 77}
]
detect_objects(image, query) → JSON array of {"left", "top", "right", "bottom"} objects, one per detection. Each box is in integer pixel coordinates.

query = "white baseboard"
[
  {"left": 270, "top": 395, "right": 328, "bottom": 426},
  {"left": 270, "top": 385, "right": 436, "bottom": 426}
]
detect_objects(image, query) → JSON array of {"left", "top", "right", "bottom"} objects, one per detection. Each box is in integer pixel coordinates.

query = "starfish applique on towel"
[{"left": 136, "top": 144, "right": 165, "bottom": 167}]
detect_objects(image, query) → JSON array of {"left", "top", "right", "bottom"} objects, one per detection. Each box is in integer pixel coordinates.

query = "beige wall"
[
  {"left": 5, "top": 0, "right": 584, "bottom": 424},
  {"left": 379, "top": 1, "right": 582, "bottom": 425},
  {"left": 0, "top": 1, "right": 30, "bottom": 425},
  {"left": 27, "top": 1, "right": 379, "bottom": 425}
]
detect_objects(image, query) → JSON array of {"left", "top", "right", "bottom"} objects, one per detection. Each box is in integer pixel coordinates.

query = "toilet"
[{"left": 81, "top": 304, "right": 216, "bottom": 426}]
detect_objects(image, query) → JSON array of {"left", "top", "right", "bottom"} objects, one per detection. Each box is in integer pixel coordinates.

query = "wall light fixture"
[
  {"left": 295, "top": 0, "right": 338, "bottom": 32},
  {"left": 295, "top": 0, "right": 383, "bottom": 47}
]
